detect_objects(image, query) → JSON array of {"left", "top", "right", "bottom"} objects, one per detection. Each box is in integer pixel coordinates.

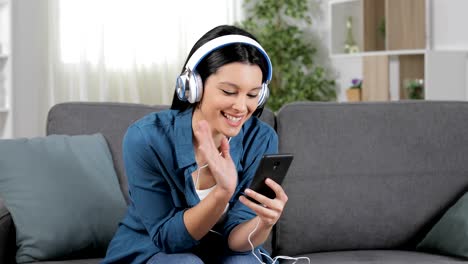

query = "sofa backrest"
[
  {"left": 46, "top": 102, "right": 276, "bottom": 204},
  {"left": 274, "top": 101, "right": 468, "bottom": 256}
]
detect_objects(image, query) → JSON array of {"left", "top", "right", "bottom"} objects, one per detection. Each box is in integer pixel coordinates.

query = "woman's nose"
[{"left": 232, "top": 95, "right": 248, "bottom": 112}]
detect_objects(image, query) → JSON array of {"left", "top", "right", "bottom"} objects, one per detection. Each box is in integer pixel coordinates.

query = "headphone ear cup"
[
  {"left": 257, "top": 83, "right": 269, "bottom": 107},
  {"left": 187, "top": 71, "right": 203, "bottom": 103},
  {"left": 175, "top": 72, "right": 189, "bottom": 101}
]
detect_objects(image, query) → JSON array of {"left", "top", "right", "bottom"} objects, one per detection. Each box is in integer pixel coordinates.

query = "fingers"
[
  {"left": 220, "top": 136, "right": 232, "bottom": 160},
  {"left": 243, "top": 188, "right": 271, "bottom": 207},
  {"left": 243, "top": 187, "right": 286, "bottom": 209},
  {"left": 239, "top": 180, "right": 289, "bottom": 226},
  {"left": 264, "top": 178, "right": 288, "bottom": 203},
  {"left": 193, "top": 120, "right": 213, "bottom": 148},
  {"left": 239, "top": 195, "right": 281, "bottom": 226},
  {"left": 194, "top": 121, "right": 218, "bottom": 160},
  {"left": 194, "top": 120, "right": 232, "bottom": 161}
]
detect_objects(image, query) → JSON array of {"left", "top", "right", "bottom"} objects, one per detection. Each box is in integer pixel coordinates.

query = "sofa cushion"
[
  {"left": 47, "top": 102, "right": 168, "bottom": 204},
  {"left": 275, "top": 101, "right": 468, "bottom": 256},
  {"left": 417, "top": 191, "right": 468, "bottom": 259},
  {"left": 298, "top": 250, "right": 466, "bottom": 264},
  {"left": 0, "top": 134, "right": 126, "bottom": 263}
]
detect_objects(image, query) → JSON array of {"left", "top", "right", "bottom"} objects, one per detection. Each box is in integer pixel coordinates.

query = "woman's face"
[{"left": 194, "top": 62, "right": 263, "bottom": 139}]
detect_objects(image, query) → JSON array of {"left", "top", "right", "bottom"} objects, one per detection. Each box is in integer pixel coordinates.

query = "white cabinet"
[
  {"left": 329, "top": 0, "right": 468, "bottom": 102},
  {"left": 0, "top": 0, "right": 11, "bottom": 138}
]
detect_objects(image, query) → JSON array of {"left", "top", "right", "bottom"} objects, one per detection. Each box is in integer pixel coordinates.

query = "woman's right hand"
[{"left": 193, "top": 120, "right": 237, "bottom": 195}]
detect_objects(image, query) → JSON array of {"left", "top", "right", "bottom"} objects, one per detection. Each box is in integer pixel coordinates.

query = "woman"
[{"left": 102, "top": 25, "right": 288, "bottom": 264}]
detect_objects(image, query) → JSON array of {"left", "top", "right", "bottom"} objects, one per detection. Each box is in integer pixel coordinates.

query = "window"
[{"left": 58, "top": 0, "right": 243, "bottom": 69}]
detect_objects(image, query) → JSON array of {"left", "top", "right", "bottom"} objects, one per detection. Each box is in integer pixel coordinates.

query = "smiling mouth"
[{"left": 222, "top": 112, "right": 243, "bottom": 122}]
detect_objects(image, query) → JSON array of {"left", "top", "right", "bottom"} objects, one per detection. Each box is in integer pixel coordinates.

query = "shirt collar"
[{"left": 175, "top": 107, "right": 196, "bottom": 168}]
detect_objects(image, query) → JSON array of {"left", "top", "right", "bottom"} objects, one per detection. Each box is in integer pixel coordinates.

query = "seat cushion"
[{"left": 295, "top": 250, "right": 466, "bottom": 264}]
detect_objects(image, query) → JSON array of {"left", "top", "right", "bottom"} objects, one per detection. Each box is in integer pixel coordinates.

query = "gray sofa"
[{"left": 1, "top": 101, "right": 468, "bottom": 263}]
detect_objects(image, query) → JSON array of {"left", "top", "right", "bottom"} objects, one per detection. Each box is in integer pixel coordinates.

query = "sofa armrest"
[{"left": 0, "top": 198, "right": 16, "bottom": 264}]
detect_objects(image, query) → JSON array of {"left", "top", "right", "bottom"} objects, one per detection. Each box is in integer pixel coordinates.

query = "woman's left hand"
[{"left": 239, "top": 178, "right": 288, "bottom": 227}]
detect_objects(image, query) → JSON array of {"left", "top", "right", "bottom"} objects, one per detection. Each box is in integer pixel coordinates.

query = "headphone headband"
[{"left": 185, "top": 35, "right": 273, "bottom": 82}]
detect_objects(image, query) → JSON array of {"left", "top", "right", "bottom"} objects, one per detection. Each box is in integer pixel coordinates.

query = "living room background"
[{"left": 1, "top": 0, "right": 468, "bottom": 139}]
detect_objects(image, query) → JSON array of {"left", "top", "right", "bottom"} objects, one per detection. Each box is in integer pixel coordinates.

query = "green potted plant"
[
  {"left": 405, "top": 79, "right": 424, "bottom": 100},
  {"left": 346, "top": 78, "right": 361, "bottom": 102},
  {"left": 238, "top": 0, "right": 336, "bottom": 111}
]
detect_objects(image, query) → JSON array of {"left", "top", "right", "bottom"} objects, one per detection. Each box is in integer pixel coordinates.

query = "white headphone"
[{"left": 175, "top": 35, "right": 273, "bottom": 107}]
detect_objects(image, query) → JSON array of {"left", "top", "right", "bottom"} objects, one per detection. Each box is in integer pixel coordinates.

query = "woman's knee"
[{"left": 147, "top": 252, "right": 204, "bottom": 264}]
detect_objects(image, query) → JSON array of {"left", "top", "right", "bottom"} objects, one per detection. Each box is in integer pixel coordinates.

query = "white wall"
[
  {"left": 431, "top": 0, "right": 468, "bottom": 50},
  {"left": 11, "top": 0, "right": 49, "bottom": 137}
]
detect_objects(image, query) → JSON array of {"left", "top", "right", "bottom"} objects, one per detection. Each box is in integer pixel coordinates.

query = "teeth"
[{"left": 224, "top": 113, "right": 242, "bottom": 122}]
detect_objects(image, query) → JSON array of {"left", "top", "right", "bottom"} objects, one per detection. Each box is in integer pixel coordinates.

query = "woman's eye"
[
  {"left": 222, "top": 90, "right": 236, "bottom": 96},
  {"left": 221, "top": 89, "right": 258, "bottom": 98}
]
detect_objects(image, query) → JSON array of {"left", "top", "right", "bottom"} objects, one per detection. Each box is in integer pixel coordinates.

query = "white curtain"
[{"left": 48, "top": 0, "right": 244, "bottom": 106}]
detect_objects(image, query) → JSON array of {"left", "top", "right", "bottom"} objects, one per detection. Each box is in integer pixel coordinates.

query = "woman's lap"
[
  {"left": 147, "top": 252, "right": 204, "bottom": 264},
  {"left": 147, "top": 251, "right": 265, "bottom": 264},
  {"left": 147, "top": 231, "right": 269, "bottom": 263}
]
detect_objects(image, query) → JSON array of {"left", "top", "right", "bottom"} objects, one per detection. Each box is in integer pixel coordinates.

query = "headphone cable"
[{"left": 248, "top": 218, "right": 311, "bottom": 264}]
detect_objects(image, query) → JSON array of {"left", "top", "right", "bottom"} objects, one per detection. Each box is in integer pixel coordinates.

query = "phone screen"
[{"left": 245, "top": 153, "right": 293, "bottom": 203}]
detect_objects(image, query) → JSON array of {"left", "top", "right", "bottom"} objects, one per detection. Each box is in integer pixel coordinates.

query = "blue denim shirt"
[{"left": 102, "top": 107, "right": 278, "bottom": 264}]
